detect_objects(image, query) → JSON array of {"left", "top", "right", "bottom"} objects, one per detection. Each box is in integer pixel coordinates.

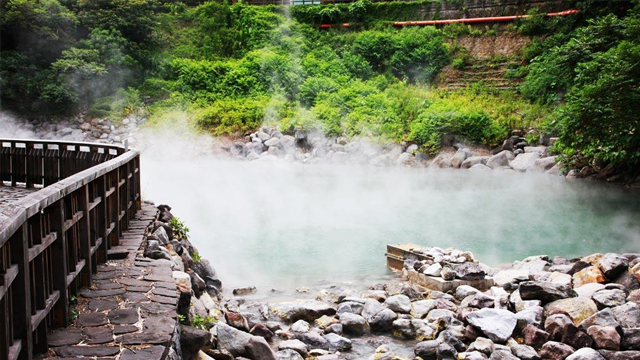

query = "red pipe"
[
  {"left": 318, "top": 9, "right": 580, "bottom": 28},
  {"left": 392, "top": 9, "right": 580, "bottom": 27}
]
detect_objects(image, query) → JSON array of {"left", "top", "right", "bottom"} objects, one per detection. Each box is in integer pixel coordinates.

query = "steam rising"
[{"left": 139, "top": 127, "right": 640, "bottom": 289}]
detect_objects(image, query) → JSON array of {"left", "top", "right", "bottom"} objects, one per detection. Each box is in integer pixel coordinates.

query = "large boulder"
[
  {"left": 612, "top": 302, "right": 640, "bottom": 328},
  {"left": 245, "top": 336, "right": 277, "bottom": 360},
  {"left": 574, "top": 266, "right": 606, "bottom": 288},
  {"left": 384, "top": 295, "right": 411, "bottom": 313},
  {"left": 531, "top": 156, "right": 557, "bottom": 172},
  {"left": 486, "top": 151, "right": 514, "bottom": 169},
  {"left": 271, "top": 301, "right": 336, "bottom": 323},
  {"left": 338, "top": 313, "right": 369, "bottom": 335},
  {"left": 519, "top": 281, "right": 577, "bottom": 303},
  {"left": 539, "top": 341, "right": 575, "bottom": 360},
  {"left": 598, "top": 254, "right": 629, "bottom": 279},
  {"left": 466, "top": 308, "right": 517, "bottom": 343},
  {"left": 461, "top": 156, "right": 489, "bottom": 169},
  {"left": 545, "top": 297, "right": 598, "bottom": 325},
  {"left": 509, "top": 152, "right": 540, "bottom": 172},
  {"left": 181, "top": 326, "right": 212, "bottom": 360},
  {"left": 455, "top": 263, "right": 486, "bottom": 280},
  {"left": 450, "top": 149, "right": 468, "bottom": 168},
  {"left": 592, "top": 289, "right": 627, "bottom": 309},
  {"left": 587, "top": 325, "right": 621, "bottom": 350},
  {"left": 216, "top": 323, "right": 252, "bottom": 356}
]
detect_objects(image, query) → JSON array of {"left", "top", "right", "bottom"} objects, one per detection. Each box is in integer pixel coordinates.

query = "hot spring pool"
[{"left": 142, "top": 153, "right": 640, "bottom": 289}]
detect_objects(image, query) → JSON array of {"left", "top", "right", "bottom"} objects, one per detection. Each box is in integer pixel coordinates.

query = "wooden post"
[
  {"left": 78, "top": 185, "right": 92, "bottom": 288},
  {"left": 51, "top": 200, "right": 69, "bottom": 327},
  {"left": 11, "top": 224, "right": 33, "bottom": 359}
]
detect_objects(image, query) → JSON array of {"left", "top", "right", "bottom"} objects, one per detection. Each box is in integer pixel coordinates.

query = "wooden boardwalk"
[
  {"left": 0, "top": 185, "right": 37, "bottom": 221},
  {"left": 40, "top": 203, "right": 180, "bottom": 360}
]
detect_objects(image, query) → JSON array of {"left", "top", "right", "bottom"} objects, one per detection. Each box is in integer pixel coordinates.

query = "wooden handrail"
[{"left": 0, "top": 138, "right": 142, "bottom": 360}]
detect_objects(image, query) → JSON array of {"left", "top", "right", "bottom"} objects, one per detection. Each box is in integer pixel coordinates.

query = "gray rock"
[
  {"left": 519, "top": 281, "right": 577, "bottom": 303},
  {"left": 415, "top": 340, "right": 439, "bottom": 359},
  {"left": 337, "top": 301, "right": 364, "bottom": 315},
  {"left": 216, "top": 323, "right": 252, "bottom": 356},
  {"left": 411, "top": 300, "right": 437, "bottom": 319},
  {"left": 339, "top": 312, "right": 369, "bottom": 335},
  {"left": 532, "top": 156, "right": 557, "bottom": 172},
  {"left": 271, "top": 301, "right": 336, "bottom": 323},
  {"left": 276, "top": 349, "right": 304, "bottom": 360},
  {"left": 593, "top": 289, "right": 628, "bottom": 309},
  {"left": 486, "top": 151, "right": 514, "bottom": 169},
  {"left": 461, "top": 156, "right": 489, "bottom": 169},
  {"left": 469, "top": 164, "right": 492, "bottom": 171},
  {"left": 323, "top": 333, "right": 352, "bottom": 351},
  {"left": 245, "top": 336, "right": 277, "bottom": 360},
  {"left": 599, "top": 254, "right": 629, "bottom": 279},
  {"left": 566, "top": 348, "right": 605, "bottom": 360},
  {"left": 467, "top": 308, "right": 517, "bottom": 343},
  {"left": 455, "top": 263, "right": 486, "bottom": 280},
  {"left": 384, "top": 295, "right": 411, "bottom": 313},
  {"left": 450, "top": 149, "right": 468, "bottom": 168},
  {"left": 509, "top": 152, "right": 541, "bottom": 172},
  {"left": 613, "top": 302, "right": 640, "bottom": 328},
  {"left": 369, "top": 308, "right": 398, "bottom": 332},
  {"left": 277, "top": 339, "right": 308, "bottom": 357}
]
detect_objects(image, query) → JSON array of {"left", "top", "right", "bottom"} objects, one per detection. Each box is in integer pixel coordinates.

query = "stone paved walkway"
[
  {"left": 0, "top": 185, "right": 38, "bottom": 221},
  {"left": 42, "top": 203, "right": 180, "bottom": 360}
]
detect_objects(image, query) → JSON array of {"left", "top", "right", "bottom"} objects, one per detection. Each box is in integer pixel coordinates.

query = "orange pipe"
[{"left": 318, "top": 9, "right": 580, "bottom": 28}]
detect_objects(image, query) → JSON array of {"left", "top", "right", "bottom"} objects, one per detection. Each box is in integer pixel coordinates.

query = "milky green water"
[{"left": 142, "top": 156, "right": 640, "bottom": 289}]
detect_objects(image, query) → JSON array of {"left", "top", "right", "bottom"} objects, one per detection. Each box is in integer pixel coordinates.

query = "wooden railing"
[{"left": 0, "top": 139, "right": 141, "bottom": 360}]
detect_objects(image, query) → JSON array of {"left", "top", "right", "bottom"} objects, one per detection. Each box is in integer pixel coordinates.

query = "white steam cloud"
[{"left": 138, "top": 127, "right": 640, "bottom": 290}]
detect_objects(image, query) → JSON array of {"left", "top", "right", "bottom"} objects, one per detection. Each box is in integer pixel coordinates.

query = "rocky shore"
[
  {"left": 146, "top": 204, "right": 640, "bottom": 360},
  {"left": 6, "top": 115, "right": 640, "bottom": 184}
]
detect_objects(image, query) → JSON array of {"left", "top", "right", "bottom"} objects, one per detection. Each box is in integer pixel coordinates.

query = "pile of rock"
[
  {"left": 201, "top": 251, "right": 640, "bottom": 360},
  {"left": 5, "top": 115, "right": 142, "bottom": 145},
  {"left": 141, "top": 204, "right": 226, "bottom": 360}
]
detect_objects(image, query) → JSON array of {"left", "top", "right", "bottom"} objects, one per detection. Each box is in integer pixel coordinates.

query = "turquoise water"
[{"left": 142, "top": 156, "right": 640, "bottom": 289}]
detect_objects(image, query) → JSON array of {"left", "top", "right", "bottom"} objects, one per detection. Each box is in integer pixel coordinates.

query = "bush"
[{"left": 194, "top": 97, "right": 267, "bottom": 135}]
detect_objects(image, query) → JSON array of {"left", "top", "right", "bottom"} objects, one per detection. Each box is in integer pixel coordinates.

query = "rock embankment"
[
  {"left": 190, "top": 249, "right": 640, "bottom": 360},
  {"left": 227, "top": 127, "right": 563, "bottom": 177}
]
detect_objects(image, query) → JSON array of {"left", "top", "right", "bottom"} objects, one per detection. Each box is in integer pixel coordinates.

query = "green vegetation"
[
  {"left": 169, "top": 217, "right": 190, "bottom": 240},
  {"left": 1, "top": 0, "right": 638, "bottom": 172}
]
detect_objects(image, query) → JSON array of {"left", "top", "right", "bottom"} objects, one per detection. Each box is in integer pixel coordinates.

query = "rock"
[
  {"left": 411, "top": 300, "right": 437, "bottom": 319},
  {"left": 592, "top": 289, "right": 628, "bottom": 309},
  {"left": 423, "top": 263, "right": 443, "bottom": 276},
  {"left": 516, "top": 306, "right": 544, "bottom": 330},
  {"left": 384, "top": 295, "right": 411, "bottom": 313},
  {"left": 339, "top": 312, "right": 369, "bottom": 335},
  {"left": 548, "top": 272, "right": 573, "bottom": 286},
  {"left": 233, "top": 287, "right": 257, "bottom": 296},
  {"left": 292, "top": 331, "right": 330, "bottom": 350},
  {"left": 216, "top": 323, "right": 252, "bottom": 356},
  {"left": 461, "top": 156, "right": 488, "bottom": 169},
  {"left": 588, "top": 326, "right": 621, "bottom": 350},
  {"left": 245, "top": 336, "right": 277, "bottom": 360},
  {"left": 455, "top": 263, "right": 486, "bottom": 280},
  {"left": 622, "top": 328, "right": 640, "bottom": 351},
  {"left": 276, "top": 349, "right": 304, "bottom": 360},
  {"left": 181, "top": 326, "right": 212, "bottom": 360},
  {"left": 493, "top": 269, "right": 530, "bottom": 287},
  {"left": 576, "top": 283, "right": 607, "bottom": 298},
  {"left": 226, "top": 311, "right": 250, "bottom": 332},
  {"left": 250, "top": 324, "right": 274, "bottom": 341},
  {"left": 486, "top": 151, "right": 514, "bottom": 169},
  {"left": 469, "top": 337, "right": 494, "bottom": 355},
  {"left": 545, "top": 314, "right": 574, "bottom": 341},
  {"left": 369, "top": 308, "right": 398, "bottom": 332},
  {"left": 290, "top": 320, "right": 311, "bottom": 333},
  {"left": 509, "top": 152, "right": 541, "bottom": 172},
  {"left": 323, "top": 333, "right": 352, "bottom": 351},
  {"left": 442, "top": 266, "right": 456, "bottom": 281},
  {"left": 519, "top": 281, "right": 577, "bottom": 303},
  {"left": 532, "top": 156, "right": 557, "bottom": 172},
  {"left": 337, "top": 301, "right": 363, "bottom": 315},
  {"left": 457, "top": 285, "right": 482, "bottom": 300},
  {"left": 315, "top": 315, "right": 339, "bottom": 329},
  {"left": 545, "top": 297, "right": 598, "bottom": 325},
  {"left": 566, "top": 348, "right": 605, "bottom": 360},
  {"left": 539, "top": 341, "right": 575, "bottom": 360},
  {"left": 278, "top": 339, "right": 308, "bottom": 357},
  {"left": 574, "top": 266, "right": 607, "bottom": 288},
  {"left": 361, "top": 299, "right": 385, "bottom": 322},
  {"left": 490, "top": 349, "right": 519, "bottom": 359},
  {"left": 599, "top": 254, "right": 629, "bottom": 279},
  {"left": 450, "top": 149, "right": 468, "bottom": 168},
  {"left": 523, "top": 324, "right": 550, "bottom": 348},
  {"left": 613, "top": 302, "right": 640, "bottom": 328},
  {"left": 324, "top": 323, "right": 343, "bottom": 335},
  {"left": 415, "top": 340, "right": 440, "bottom": 360},
  {"left": 579, "top": 308, "right": 621, "bottom": 332},
  {"left": 466, "top": 308, "right": 517, "bottom": 343},
  {"left": 271, "top": 301, "right": 336, "bottom": 323},
  {"left": 469, "top": 164, "right": 492, "bottom": 171}
]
